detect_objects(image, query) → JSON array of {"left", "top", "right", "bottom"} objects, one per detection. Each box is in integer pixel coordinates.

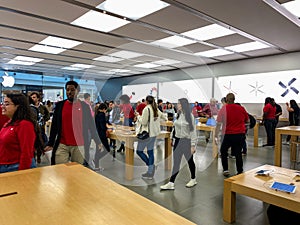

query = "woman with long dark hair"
[
  {"left": 136, "top": 95, "right": 167, "bottom": 179},
  {"left": 160, "top": 98, "right": 197, "bottom": 190},
  {"left": 286, "top": 99, "right": 300, "bottom": 143},
  {"left": 0, "top": 93, "right": 43, "bottom": 173}
]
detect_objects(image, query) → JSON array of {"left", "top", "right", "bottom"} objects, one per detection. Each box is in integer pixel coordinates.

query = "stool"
[{"left": 290, "top": 141, "right": 300, "bottom": 169}]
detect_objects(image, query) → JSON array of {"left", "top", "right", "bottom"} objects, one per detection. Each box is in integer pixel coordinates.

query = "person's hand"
[
  {"left": 44, "top": 146, "right": 53, "bottom": 152},
  {"left": 286, "top": 102, "right": 289, "bottom": 106},
  {"left": 214, "top": 137, "right": 218, "bottom": 145},
  {"left": 98, "top": 143, "right": 103, "bottom": 150},
  {"left": 191, "top": 146, "right": 196, "bottom": 154}
]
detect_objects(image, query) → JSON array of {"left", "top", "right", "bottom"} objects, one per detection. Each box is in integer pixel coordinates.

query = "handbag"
[{"left": 137, "top": 108, "right": 150, "bottom": 140}]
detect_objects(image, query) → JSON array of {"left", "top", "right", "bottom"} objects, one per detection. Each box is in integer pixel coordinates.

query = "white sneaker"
[
  {"left": 160, "top": 182, "right": 175, "bottom": 190},
  {"left": 186, "top": 179, "right": 197, "bottom": 188}
]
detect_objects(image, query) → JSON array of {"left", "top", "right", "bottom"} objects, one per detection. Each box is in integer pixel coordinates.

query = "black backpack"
[{"left": 248, "top": 114, "right": 256, "bottom": 129}]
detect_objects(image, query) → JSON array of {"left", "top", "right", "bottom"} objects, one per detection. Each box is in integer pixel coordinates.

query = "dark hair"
[
  {"left": 178, "top": 98, "right": 194, "bottom": 132},
  {"left": 98, "top": 103, "right": 108, "bottom": 110},
  {"left": 30, "top": 92, "right": 40, "bottom": 99},
  {"left": 265, "top": 97, "right": 272, "bottom": 106},
  {"left": 6, "top": 93, "right": 43, "bottom": 152},
  {"left": 158, "top": 99, "right": 163, "bottom": 104},
  {"left": 146, "top": 95, "right": 158, "bottom": 118},
  {"left": 290, "top": 99, "right": 299, "bottom": 109},
  {"left": 119, "top": 94, "right": 130, "bottom": 104},
  {"left": 83, "top": 93, "right": 90, "bottom": 99},
  {"left": 65, "top": 80, "right": 80, "bottom": 91}
]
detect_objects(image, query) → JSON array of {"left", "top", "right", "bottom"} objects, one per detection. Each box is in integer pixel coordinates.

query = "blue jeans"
[
  {"left": 136, "top": 137, "right": 156, "bottom": 173},
  {"left": 0, "top": 158, "right": 36, "bottom": 173}
]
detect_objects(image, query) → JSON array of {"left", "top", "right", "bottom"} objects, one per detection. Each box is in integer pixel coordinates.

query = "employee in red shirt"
[
  {"left": 262, "top": 97, "right": 276, "bottom": 147},
  {"left": 0, "top": 93, "right": 42, "bottom": 173},
  {"left": 136, "top": 99, "right": 146, "bottom": 116},
  {"left": 44, "top": 81, "right": 101, "bottom": 166},
  {"left": 215, "top": 93, "right": 249, "bottom": 177}
]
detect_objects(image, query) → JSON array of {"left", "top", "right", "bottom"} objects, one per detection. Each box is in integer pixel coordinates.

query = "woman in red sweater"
[{"left": 0, "top": 93, "right": 43, "bottom": 173}]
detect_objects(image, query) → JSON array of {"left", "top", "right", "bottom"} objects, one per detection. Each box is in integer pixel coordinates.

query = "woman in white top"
[
  {"left": 136, "top": 96, "right": 167, "bottom": 179},
  {"left": 160, "top": 98, "right": 197, "bottom": 190}
]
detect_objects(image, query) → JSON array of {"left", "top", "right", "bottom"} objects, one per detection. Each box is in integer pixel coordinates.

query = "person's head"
[
  {"left": 65, "top": 81, "right": 80, "bottom": 102},
  {"left": 109, "top": 100, "right": 115, "bottom": 109},
  {"left": 167, "top": 102, "right": 172, "bottom": 109},
  {"left": 2, "top": 93, "right": 33, "bottom": 120},
  {"left": 146, "top": 95, "right": 158, "bottom": 117},
  {"left": 194, "top": 101, "right": 198, "bottom": 106},
  {"left": 98, "top": 103, "right": 108, "bottom": 112},
  {"left": 265, "top": 97, "right": 272, "bottom": 105},
  {"left": 226, "top": 93, "right": 235, "bottom": 104},
  {"left": 119, "top": 94, "right": 130, "bottom": 104},
  {"left": 46, "top": 100, "right": 52, "bottom": 106},
  {"left": 210, "top": 98, "right": 217, "bottom": 105},
  {"left": 30, "top": 92, "right": 41, "bottom": 105},
  {"left": 83, "top": 93, "right": 91, "bottom": 102},
  {"left": 290, "top": 99, "right": 298, "bottom": 108},
  {"left": 177, "top": 98, "right": 193, "bottom": 131},
  {"left": 141, "top": 99, "right": 145, "bottom": 103},
  {"left": 221, "top": 97, "right": 227, "bottom": 105},
  {"left": 158, "top": 99, "right": 163, "bottom": 106}
]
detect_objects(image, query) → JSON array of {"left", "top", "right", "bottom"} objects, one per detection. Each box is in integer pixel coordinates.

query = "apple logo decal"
[{"left": 2, "top": 72, "right": 15, "bottom": 87}]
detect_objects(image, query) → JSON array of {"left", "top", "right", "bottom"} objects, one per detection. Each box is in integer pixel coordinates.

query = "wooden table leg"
[
  {"left": 290, "top": 135, "right": 297, "bottom": 168},
  {"left": 274, "top": 129, "right": 282, "bottom": 167},
  {"left": 223, "top": 178, "right": 236, "bottom": 223},
  {"left": 253, "top": 122, "right": 259, "bottom": 147},
  {"left": 125, "top": 138, "right": 134, "bottom": 180},
  {"left": 164, "top": 136, "right": 172, "bottom": 170},
  {"left": 212, "top": 128, "right": 218, "bottom": 158}
]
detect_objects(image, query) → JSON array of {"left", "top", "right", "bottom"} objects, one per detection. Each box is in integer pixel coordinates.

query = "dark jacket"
[
  {"left": 95, "top": 112, "right": 107, "bottom": 139},
  {"left": 48, "top": 100, "right": 101, "bottom": 165}
]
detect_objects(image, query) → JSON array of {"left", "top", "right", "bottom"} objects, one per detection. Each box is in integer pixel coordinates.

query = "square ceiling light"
[
  {"left": 97, "top": 0, "right": 169, "bottom": 20},
  {"left": 225, "top": 41, "right": 270, "bottom": 52},
  {"left": 109, "top": 50, "right": 143, "bottom": 59},
  {"left": 134, "top": 62, "right": 160, "bottom": 68},
  {"left": 153, "top": 59, "right": 181, "bottom": 65},
  {"left": 71, "top": 10, "right": 130, "bottom": 32},
  {"left": 93, "top": 55, "right": 123, "bottom": 62},
  {"left": 282, "top": 0, "right": 300, "bottom": 17},
  {"left": 62, "top": 66, "right": 82, "bottom": 71},
  {"left": 195, "top": 49, "right": 233, "bottom": 58},
  {"left": 7, "top": 56, "right": 44, "bottom": 65},
  {"left": 151, "top": 36, "right": 196, "bottom": 48},
  {"left": 71, "top": 64, "right": 95, "bottom": 69},
  {"left": 182, "top": 24, "right": 235, "bottom": 41},
  {"left": 29, "top": 36, "right": 82, "bottom": 54}
]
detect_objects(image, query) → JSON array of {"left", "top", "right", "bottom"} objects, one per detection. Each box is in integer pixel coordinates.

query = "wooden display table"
[
  {"left": 274, "top": 126, "right": 300, "bottom": 166},
  {"left": 0, "top": 164, "right": 196, "bottom": 225},
  {"left": 108, "top": 127, "right": 171, "bottom": 180},
  {"left": 253, "top": 117, "right": 289, "bottom": 147},
  {"left": 223, "top": 164, "right": 300, "bottom": 223}
]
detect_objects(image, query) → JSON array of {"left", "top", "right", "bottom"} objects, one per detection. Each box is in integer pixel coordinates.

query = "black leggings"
[
  {"left": 94, "top": 135, "right": 110, "bottom": 168},
  {"left": 170, "top": 138, "right": 195, "bottom": 183}
]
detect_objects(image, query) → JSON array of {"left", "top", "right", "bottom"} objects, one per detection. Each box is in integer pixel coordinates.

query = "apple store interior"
[{"left": 1, "top": 0, "right": 300, "bottom": 224}]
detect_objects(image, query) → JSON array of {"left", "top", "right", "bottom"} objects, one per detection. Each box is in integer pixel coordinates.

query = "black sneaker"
[{"left": 141, "top": 172, "right": 153, "bottom": 180}]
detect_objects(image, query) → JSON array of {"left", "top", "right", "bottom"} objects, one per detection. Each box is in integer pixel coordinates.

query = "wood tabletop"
[{"left": 0, "top": 164, "right": 196, "bottom": 225}]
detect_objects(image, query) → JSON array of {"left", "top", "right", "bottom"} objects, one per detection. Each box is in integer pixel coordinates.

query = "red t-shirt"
[
  {"left": 120, "top": 103, "right": 135, "bottom": 119},
  {"left": 0, "top": 113, "right": 9, "bottom": 130},
  {"left": 217, "top": 104, "right": 249, "bottom": 134},
  {"left": 263, "top": 103, "right": 276, "bottom": 119},
  {"left": 136, "top": 103, "right": 146, "bottom": 115},
  {"left": 192, "top": 105, "right": 202, "bottom": 117},
  {"left": 60, "top": 101, "right": 84, "bottom": 146},
  {"left": 0, "top": 120, "right": 35, "bottom": 170}
]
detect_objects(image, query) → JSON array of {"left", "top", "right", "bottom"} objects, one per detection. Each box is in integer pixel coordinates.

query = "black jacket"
[{"left": 48, "top": 100, "right": 101, "bottom": 165}]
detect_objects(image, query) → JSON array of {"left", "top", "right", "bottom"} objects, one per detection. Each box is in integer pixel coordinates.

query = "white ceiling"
[{"left": 0, "top": 0, "right": 299, "bottom": 80}]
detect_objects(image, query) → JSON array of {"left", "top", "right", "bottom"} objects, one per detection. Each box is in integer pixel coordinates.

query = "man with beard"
[{"left": 44, "top": 81, "right": 101, "bottom": 165}]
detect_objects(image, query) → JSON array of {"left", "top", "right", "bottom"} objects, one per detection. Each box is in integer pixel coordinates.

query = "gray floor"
[{"left": 39, "top": 134, "right": 293, "bottom": 225}]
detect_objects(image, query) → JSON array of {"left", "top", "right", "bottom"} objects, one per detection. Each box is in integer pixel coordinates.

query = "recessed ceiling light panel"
[{"left": 98, "top": 0, "right": 169, "bottom": 20}]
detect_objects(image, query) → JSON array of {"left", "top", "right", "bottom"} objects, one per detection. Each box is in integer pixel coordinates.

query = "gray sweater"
[{"left": 172, "top": 113, "right": 197, "bottom": 146}]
